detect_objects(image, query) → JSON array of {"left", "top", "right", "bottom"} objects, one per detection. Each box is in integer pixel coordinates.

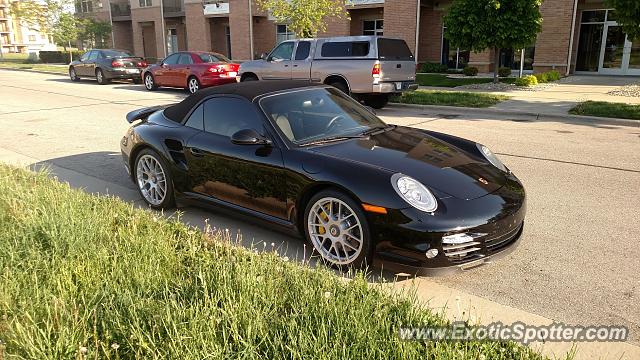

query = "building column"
[
  {"left": 184, "top": 0, "right": 210, "bottom": 51},
  {"left": 384, "top": 0, "right": 419, "bottom": 58},
  {"left": 532, "top": 0, "right": 575, "bottom": 73},
  {"left": 418, "top": 6, "right": 443, "bottom": 63},
  {"left": 229, "top": 0, "right": 251, "bottom": 60}
]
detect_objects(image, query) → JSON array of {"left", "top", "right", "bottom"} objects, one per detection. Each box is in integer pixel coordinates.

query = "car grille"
[
  {"left": 442, "top": 238, "right": 483, "bottom": 263},
  {"left": 484, "top": 224, "right": 522, "bottom": 253},
  {"left": 442, "top": 223, "right": 523, "bottom": 263}
]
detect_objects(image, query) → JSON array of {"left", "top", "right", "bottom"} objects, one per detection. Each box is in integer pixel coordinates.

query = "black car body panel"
[
  {"left": 121, "top": 81, "right": 526, "bottom": 274},
  {"left": 70, "top": 49, "right": 144, "bottom": 81}
]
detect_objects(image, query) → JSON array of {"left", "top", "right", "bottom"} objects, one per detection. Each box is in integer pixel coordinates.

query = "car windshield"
[
  {"left": 260, "top": 88, "right": 386, "bottom": 145},
  {"left": 102, "top": 50, "right": 135, "bottom": 58},
  {"left": 198, "top": 52, "right": 230, "bottom": 63}
]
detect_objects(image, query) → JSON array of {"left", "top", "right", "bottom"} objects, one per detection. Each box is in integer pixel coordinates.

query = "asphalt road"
[{"left": 1, "top": 69, "right": 639, "bottom": 345}]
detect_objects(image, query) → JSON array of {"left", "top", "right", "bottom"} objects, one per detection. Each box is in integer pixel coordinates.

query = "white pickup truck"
[{"left": 237, "top": 36, "right": 418, "bottom": 109}]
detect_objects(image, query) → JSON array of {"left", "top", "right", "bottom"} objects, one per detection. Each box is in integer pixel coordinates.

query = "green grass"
[
  {"left": 392, "top": 90, "right": 510, "bottom": 108},
  {"left": 0, "top": 52, "right": 30, "bottom": 63},
  {"left": 569, "top": 101, "right": 640, "bottom": 120},
  {"left": 0, "top": 61, "right": 67, "bottom": 74},
  {"left": 0, "top": 164, "right": 549, "bottom": 359},
  {"left": 417, "top": 73, "right": 516, "bottom": 87}
]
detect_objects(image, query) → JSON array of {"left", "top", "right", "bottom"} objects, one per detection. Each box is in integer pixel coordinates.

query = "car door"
[
  {"left": 183, "top": 96, "right": 289, "bottom": 220},
  {"left": 86, "top": 50, "right": 100, "bottom": 77},
  {"left": 155, "top": 53, "right": 180, "bottom": 86},
  {"left": 291, "top": 40, "right": 313, "bottom": 80},
  {"left": 175, "top": 53, "right": 194, "bottom": 88},
  {"left": 75, "top": 51, "right": 90, "bottom": 76},
  {"left": 262, "top": 41, "right": 295, "bottom": 80}
]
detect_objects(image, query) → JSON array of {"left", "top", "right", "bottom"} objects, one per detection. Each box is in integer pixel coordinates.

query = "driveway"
[{"left": 1, "top": 70, "right": 639, "bottom": 355}]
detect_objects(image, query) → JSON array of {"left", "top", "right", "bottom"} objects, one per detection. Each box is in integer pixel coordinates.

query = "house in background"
[
  {"left": 0, "top": 0, "right": 57, "bottom": 54},
  {"left": 77, "top": 0, "right": 640, "bottom": 76}
]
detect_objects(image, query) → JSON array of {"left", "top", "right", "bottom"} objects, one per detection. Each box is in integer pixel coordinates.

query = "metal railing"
[
  {"left": 110, "top": 2, "right": 131, "bottom": 17},
  {"left": 162, "top": 0, "right": 183, "bottom": 14}
]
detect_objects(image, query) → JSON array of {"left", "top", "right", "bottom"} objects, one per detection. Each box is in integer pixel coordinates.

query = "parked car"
[
  {"left": 121, "top": 81, "right": 526, "bottom": 274},
  {"left": 69, "top": 49, "right": 146, "bottom": 85},
  {"left": 237, "top": 36, "right": 418, "bottom": 109},
  {"left": 142, "top": 51, "right": 239, "bottom": 94}
]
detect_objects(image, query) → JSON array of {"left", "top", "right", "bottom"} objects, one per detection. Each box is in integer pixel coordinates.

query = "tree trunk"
[{"left": 493, "top": 47, "right": 500, "bottom": 83}]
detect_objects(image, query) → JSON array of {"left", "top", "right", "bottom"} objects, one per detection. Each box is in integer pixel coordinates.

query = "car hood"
[{"left": 309, "top": 126, "right": 508, "bottom": 200}]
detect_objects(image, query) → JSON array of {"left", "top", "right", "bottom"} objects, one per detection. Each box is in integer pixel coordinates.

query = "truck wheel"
[
  {"left": 328, "top": 80, "right": 349, "bottom": 95},
  {"left": 364, "top": 94, "right": 389, "bottom": 109}
]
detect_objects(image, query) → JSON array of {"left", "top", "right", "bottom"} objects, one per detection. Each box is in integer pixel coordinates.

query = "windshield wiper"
[
  {"left": 361, "top": 124, "right": 396, "bottom": 136},
  {"left": 300, "top": 134, "right": 367, "bottom": 147}
]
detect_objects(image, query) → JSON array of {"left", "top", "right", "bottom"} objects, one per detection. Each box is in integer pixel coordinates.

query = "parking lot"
[{"left": 1, "top": 69, "right": 639, "bottom": 348}]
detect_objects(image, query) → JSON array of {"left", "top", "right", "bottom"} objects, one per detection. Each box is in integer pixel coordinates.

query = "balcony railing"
[
  {"left": 110, "top": 2, "right": 131, "bottom": 17},
  {"left": 204, "top": 2, "right": 229, "bottom": 16},
  {"left": 346, "top": 0, "right": 384, "bottom": 5}
]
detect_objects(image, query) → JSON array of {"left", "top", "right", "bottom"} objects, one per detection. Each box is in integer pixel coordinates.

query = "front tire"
[
  {"left": 364, "top": 94, "right": 390, "bottom": 109},
  {"left": 134, "top": 148, "right": 175, "bottom": 209},
  {"left": 69, "top": 67, "right": 80, "bottom": 81},
  {"left": 187, "top": 76, "right": 200, "bottom": 94},
  {"left": 304, "top": 190, "right": 372, "bottom": 269},
  {"left": 96, "top": 69, "right": 110, "bottom": 85},
  {"left": 144, "top": 72, "right": 157, "bottom": 91}
]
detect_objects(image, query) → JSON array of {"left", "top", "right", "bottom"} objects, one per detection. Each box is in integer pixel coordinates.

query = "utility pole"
[{"left": 519, "top": 48, "right": 525, "bottom": 78}]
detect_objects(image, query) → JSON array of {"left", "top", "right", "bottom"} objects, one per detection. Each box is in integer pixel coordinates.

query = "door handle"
[
  {"left": 284, "top": 64, "right": 289, "bottom": 67},
  {"left": 190, "top": 148, "right": 205, "bottom": 157},
  {"left": 293, "top": 64, "right": 298, "bottom": 67}
]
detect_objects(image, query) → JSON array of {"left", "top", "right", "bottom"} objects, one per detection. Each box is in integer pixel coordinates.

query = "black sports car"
[{"left": 120, "top": 81, "right": 526, "bottom": 274}]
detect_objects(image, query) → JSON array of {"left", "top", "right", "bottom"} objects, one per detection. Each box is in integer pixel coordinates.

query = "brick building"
[{"left": 77, "top": 0, "right": 640, "bottom": 76}]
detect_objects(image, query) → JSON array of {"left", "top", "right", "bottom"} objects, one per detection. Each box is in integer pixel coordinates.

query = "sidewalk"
[{"left": 419, "top": 75, "right": 640, "bottom": 117}]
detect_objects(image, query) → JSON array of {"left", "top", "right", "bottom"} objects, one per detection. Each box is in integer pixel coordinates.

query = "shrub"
[
  {"left": 39, "top": 50, "right": 84, "bottom": 64},
  {"left": 463, "top": 66, "right": 478, "bottom": 76},
  {"left": 534, "top": 72, "right": 549, "bottom": 83},
  {"left": 515, "top": 75, "right": 538, "bottom": 87},
  {"left": 498, "top": 67, "right": 512, "bottom": 77},
  {"left": 546, "top": 70, "right": 561, "bottom": 81},
  {"left": 419, "top": 62, "right": 448, "bottom": 73}
]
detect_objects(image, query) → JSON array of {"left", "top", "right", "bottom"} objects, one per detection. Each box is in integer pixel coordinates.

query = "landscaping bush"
[
  {"left": 463, "top": 66, "right": 478, "bottom": 76},
  {"left": 419, "top": 62, "right": 448, "bottom": 73},
  {"left": 39, "top": 50, "right": 84, "bottom": 64},
  {"left": 515, "top": 75, "right": 538, "bottom": 87},
  {"left": 498, "top": 67, "right": 512, "bottom": 77},
  {"left": 0, "top": 164, "right": 548, "bottom": 359},
  {"left": 534, "top": 72, "right": 549, "bottom": 83},
  {"left": 546, "top": 70, "right": 561, "bottom": 81}
]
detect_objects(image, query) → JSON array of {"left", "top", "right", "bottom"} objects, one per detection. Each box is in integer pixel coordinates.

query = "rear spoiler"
[{"left": 125, "top": 105, "right": 170, "bottom": 123}]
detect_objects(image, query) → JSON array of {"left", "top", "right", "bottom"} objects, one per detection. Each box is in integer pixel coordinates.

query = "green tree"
[
  {"left": 605, "top": 0, "right": 640, "bottom": 40},
  {"left": 10, "top": 0, "right": 70, "bottom": 35},
  {"left": 52, "top": 12, "right": 80, "bottom": 51},
  {"left": 256, "top": 0, "right": 349, "bottom": 38},
  {"left": 443, "top": 0, "right": 542, "bottom": 82},
  {"left": 79, "top": 18, "right": 112, "bottom": 48}
]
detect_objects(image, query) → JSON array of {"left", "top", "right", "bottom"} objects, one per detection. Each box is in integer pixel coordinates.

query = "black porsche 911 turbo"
[{"left": 121, "top": 81, "right": 526, "bottom": 274}]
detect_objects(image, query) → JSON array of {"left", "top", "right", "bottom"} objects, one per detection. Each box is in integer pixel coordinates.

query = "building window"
[
  {"left": 363, "top": 20, "right": 383, "bottom": 36},
  {"left": 499, "top": 47, "right": 535, "bottom": 70},
  {"left": 139, "top": 0, "right": 152, "bottom": 7},
  {"left": 28, "top": 35, "right": 36, "bottom": 42},
  {"left": 276, "top": 24, "right": 295, "bottom": 44},
  {"left": 76, "top": 0, "right": 93, "bottom": 13}
]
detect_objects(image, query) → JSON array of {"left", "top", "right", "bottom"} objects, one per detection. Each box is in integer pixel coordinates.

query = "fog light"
[{"left": 425, "top": 249, "right": 439, "bottom": 259}]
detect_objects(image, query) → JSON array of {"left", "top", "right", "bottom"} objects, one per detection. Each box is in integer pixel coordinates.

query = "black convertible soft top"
[{"left": 163, "top": 80, "right": 323, "bottom": 123}]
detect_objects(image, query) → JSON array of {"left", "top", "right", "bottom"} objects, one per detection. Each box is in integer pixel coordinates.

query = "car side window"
[
  {"left": 87, "top": 51, "right": 99, "bottom": 61},
  {"left": 163, "top": 53, "right": 180, "bottom": 65},
  {"left": 184, "top": 103, "right": 204, "bottom": 130},
  {"left": 269, "top": 42, "right": 294, "bottom": 61},
  {"left": 203, "top": 97, "right": 264, "bottom": 138},
  {"left": 178, "top": 54, "right": 193, "bottom": 65},
  {"left": 80, "top": 51, "right": 91, "bottom": 61},
  {"left": 295, "top": 41, "right": 311, "bottom": 60}
]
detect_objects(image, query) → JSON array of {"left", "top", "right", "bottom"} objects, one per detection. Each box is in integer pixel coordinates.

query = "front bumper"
[
  {"left": 370, "top": 174, "right": 526, "bottom": 275},
  {"left": 372, "top": 81, "right": 418, "bottom": 93},
  {"left": 105, "top": 68, "right": 143, "bottom": 80}
]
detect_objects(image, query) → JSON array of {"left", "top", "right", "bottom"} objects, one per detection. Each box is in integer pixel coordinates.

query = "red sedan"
[{"left": 142, "top": 51, "right": 239, "bottom": 94}]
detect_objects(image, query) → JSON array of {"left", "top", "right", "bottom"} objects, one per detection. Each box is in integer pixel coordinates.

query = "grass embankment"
[
  {"left": 0, "top": 164, "right": 547, "bottom": 359},
  {"left": 417, "top": 73, "right": 516, "bottom": 87},
  {"left": 0, "top": 53, "right": 67, "bottom": 74},
  {"left": 569, "top": 101, "right": 640, "bottom": 120},
  {"left": 392, "top": 90, "right": 509, "bottom": 108}
]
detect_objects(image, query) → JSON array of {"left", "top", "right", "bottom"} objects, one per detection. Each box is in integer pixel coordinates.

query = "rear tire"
[
  {"left": 304, "top": 189, "right": 372, "bottom": 269},
  {"left": 241, "top": 74, "right": 258, "bottom": 82},
  {"left": 187, "top": 76, "right": 200, "bottom": 94},
  {"left": 144, "top": 72, "right": 157, "bottom": 91},
  {"left": 69, "top": 67, "right": 80, "bottom": 82},
  {"left": 327, "top": 79, "right": 349, "bottom": 95},
  {"left": 96, "top": 69, "right": 110, "bottom": 85},
  {"left": 364, "top": 94, "right": 390, "bottom": 109}
]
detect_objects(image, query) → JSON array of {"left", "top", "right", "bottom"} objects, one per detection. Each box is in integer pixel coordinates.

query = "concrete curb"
[{"left": 388, "top": 102, "right": 640, "bottom": 127}]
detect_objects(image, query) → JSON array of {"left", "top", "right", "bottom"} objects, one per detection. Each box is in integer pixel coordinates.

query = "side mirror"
[{"left": 231, "top": 129, "right": 272, "bottom": 146}]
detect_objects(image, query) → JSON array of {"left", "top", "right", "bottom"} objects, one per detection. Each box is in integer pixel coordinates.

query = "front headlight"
[
  {"left": 477, "top": 144, "right": 508, "bottom": 172},
  {"left": 391, "top": 174, "right": 438, "bottom": 213}
]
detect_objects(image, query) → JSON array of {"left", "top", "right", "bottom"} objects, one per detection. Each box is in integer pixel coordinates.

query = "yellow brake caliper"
[{"left": 317, "top": 204, "right": 331, "bottom": 235}]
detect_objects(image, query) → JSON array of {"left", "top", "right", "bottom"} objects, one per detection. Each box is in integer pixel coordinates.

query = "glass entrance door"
[
  {"left": 599, "top": 24, "right": 626, "bottom": 73},
  {"left": 628, "top": 39, "right": 640, "bottom": 75}
]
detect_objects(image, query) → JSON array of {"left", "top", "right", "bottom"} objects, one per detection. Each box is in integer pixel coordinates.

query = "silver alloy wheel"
[
  {"left": 188, "top": 78, "right": 199, "bottom": 94},
  {"left": 145, "top": 74, "right": 154, "bottom": 89},
  {"left": 308, "top": 197, "right": 363, "bottom": 265},
  {"left": 96, "top": 70, "right": 103, "bottom": 82},
  {"left": 70, "top": 68, "right": 76, "bottom": 80},
  {"left": 136, "top": 154, "right": 167, "bottom": 206}
]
